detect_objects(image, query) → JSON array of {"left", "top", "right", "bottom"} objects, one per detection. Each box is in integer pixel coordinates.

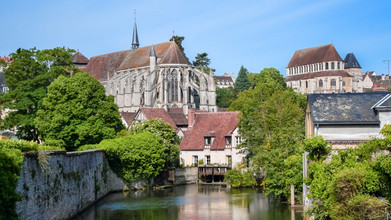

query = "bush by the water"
[
  {"left": 225, "top": 169, "right": 258, "bottom": 188},
  {"left": 0, "top": 139, "right": 62, "bottom": 219},
  {"left": 79, "top": 132, "right": 166, "bottom": 183}
]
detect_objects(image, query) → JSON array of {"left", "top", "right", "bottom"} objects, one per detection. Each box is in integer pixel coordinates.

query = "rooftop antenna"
[{"left": 384, "top": 60, "right": 391, "bottom": 74}]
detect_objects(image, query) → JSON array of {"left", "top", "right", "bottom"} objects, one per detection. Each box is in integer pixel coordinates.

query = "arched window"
[
  {"left": 310, "top": 65, "right": 313, "bottom": 72},
  {"left": 168, "top": 71, "right": 178, "bottom": 102},
  {"left": 325, "top": 62, "right": 329, "bottom": 70},
  {"left": 319, "top": 79, "right": 323, "bottom": 87},
  {"left": 305, "top": 81, "right": 308, "bottom": 88},
  {"left": 342, "top": 81, "right": 346, "bottom": 86},
  {"left": 331, "top": 62, "right": 335, "bottom": 69},
  {"left": 337, "top": 62, "right": 340, "bottom": 69},
  {"left": 331, "top": 79, "right": 336, "bottom": 87},
  {"left": 320, "top": 63, "right": 323, "bottom": 70}
]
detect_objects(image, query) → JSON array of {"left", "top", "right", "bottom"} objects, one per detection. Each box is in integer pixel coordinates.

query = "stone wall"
[
  {"left": 174, "top": 167, "right": 198, "bottom": 185},
  {"left": 15, "top": 150, "right": 126, "bottom": 220}
]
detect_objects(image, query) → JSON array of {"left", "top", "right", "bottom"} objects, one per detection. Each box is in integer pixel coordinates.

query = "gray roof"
[
  {"left": 344, "top": 53, "right": 361, "bottom": 69},
  {"left": 308, "top": 92, "right": 391, "bottom": 125}
]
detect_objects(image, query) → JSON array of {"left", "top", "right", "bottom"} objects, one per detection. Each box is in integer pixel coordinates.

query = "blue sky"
[{"left": 1, "top": 0, "right": 391, "bottom": 77}]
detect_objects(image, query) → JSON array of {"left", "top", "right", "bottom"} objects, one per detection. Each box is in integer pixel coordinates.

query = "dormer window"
[
  {"left": 205, "top": 137, "right": 212, "bottom": 148},
  {"left": 225, "top": 136, "right": 232, "bottom": 148}
]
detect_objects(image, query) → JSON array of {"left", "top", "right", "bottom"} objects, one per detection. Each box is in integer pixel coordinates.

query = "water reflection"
[{"left": 73, "top": 185, "right": 302, "bottom": 220}]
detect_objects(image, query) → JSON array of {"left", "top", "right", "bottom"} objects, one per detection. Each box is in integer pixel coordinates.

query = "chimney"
[{"left": 188, "top": 108, "right": 195, "bottom": 127}]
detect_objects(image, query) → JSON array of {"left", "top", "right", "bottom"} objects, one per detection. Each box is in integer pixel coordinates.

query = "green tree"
[
  {"left": 233, "top": 66, "right": 251, "bottom": 92},
  {"left": 35, "top": 72, "right": 124, "bottom": 150},
  {"left": 216, "top": 87, "right": 237, "bottom": 108},
  {"left": 79, "top": 132, "right": 166, "bottom": 182},
  {"left": 169, "top": 35, "right": 185, "bottom": 53},
  {"left": 229, "top": 67, "right": 306, "bottom": 199},
  {"left": 193, "top": 52, "right": 215, "bottom": 73},
  {"left": 0, "top": 47, "right": 78, "bottom": 141},
  {"left": 129, "top": 119, "right": 180, "bottom": 168}
]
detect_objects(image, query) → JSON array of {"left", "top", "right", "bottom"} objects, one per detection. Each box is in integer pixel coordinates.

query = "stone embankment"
[{"left": 15, "top": 150, "right": 198, "bottom": 219}]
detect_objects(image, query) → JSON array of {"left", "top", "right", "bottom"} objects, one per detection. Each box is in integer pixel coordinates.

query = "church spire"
[{"left": 131, "top": 10, "right": 139, "bottom": 53}]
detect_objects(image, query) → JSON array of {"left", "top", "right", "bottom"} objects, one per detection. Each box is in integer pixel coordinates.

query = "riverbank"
[{"left": 15, "top": 150, "right": 198, "bottom": 220}]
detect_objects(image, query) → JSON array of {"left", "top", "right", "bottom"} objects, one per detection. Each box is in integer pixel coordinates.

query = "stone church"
[
  {"left": 285, "top": 44, "right": 363, "bottom": 94},
  {"left": 82, "top": 22, "right": 217, "bottom": 116}
]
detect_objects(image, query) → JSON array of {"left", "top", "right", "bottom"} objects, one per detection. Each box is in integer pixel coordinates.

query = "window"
[
  {"left": 325, "top": 62, "right": 329, "bottom": 70},
  {"left": 225, "top": 136, "right": 232, "bottom": 148},
  {"left": 226, "top": 155, "right": 232, "bottom": 166},
  {"left": 205, "top": 137, "right": 212, "bottom": 148},
  {"left": 206, "top": 155, "right": 211, "bottom": 164},
  {"left": 235, "top": 136, "right": 242, "bottom": 145},
  {"left": 193, "top": 156, "right": 198, "bottom": 165},
  {"left": 305, "top": 81, "right": 308, "bottom": 88},
  {"left": 342, "top": 81, "right": 346, "bottom": 86},
  {"left": 319, "top": 79, "right": 323, "bottom": 87},
  {"left": 331, "top": 79, "right": 336, "bottom": 87},
  {"left": 337, "top": 62, "right": 340, "bottom": 69},
  {"left": 331, "top": 62, "right": 335, "bottom": 69}
]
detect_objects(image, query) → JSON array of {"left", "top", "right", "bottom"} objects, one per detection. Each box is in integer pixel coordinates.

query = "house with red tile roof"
[
  {"left": 179, "top": 109, "right": 245, "bottom": 168},
  {"left": 285, "top": 44, "right": 364, "bottom": 94}
]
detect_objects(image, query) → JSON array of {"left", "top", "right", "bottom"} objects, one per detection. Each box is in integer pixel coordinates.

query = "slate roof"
[
  {"left": 83, "top": 50, "right": 131, "bottom": 81},
  {"left": 288, "top": 44, "right": 343, "bottom": 67},
  {"left": 180, "top": 111, "right": 240, "bottom": 150},
  {"left": 72, "top": 52, "right": 89, "bottom": 64},
  {"left": 344, "top": 53, "right": 361, "bottom": 69},
  {"left": 117, "top": 41, "right": 191, "bottom": 70},
  {"left": 167, "top": 108, "right": 188, "bottom": 126},
  {"left": 285, "top": 70, "right": 352, "bottom": 81},
  {"left": 308, "top": 92, "right": 391, "bottom": 125},
  {"left": 139, "top": 107, "right": 177, "bottom": 129}
]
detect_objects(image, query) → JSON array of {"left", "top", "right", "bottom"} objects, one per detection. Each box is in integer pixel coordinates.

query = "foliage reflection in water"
[{"left": 74, "top": 184, "right": 302, "bottom": 220}]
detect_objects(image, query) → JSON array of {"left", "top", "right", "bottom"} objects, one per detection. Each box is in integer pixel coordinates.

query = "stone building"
[
  {"left": 83, "top": 22, "right": 217, "bottom": 116},
  {"left": 305, "top": 92, "right": 391, "bottom": 149},
  {"left": 214, "top": 73, "right": 235, "bottom": 88},
  {"left": 285, "top": 44, "right": 363, "bottom": 94}
]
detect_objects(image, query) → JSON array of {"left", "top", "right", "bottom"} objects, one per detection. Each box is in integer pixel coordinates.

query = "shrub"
[{"left": 225, "top": 169, "right": 257, "bottom": 188}]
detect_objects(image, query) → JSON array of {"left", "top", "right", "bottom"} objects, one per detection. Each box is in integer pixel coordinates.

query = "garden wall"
[{"left": 15, "top": 150, "right": 127, "bottom": 220}]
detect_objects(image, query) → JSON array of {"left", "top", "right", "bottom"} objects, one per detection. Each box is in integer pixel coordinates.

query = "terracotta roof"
[
  {"left": 72, "top": 52, "right": 89, "bottom": 64},
  {"left": 180, "top": 112, "right": 240, "bottom": 150},
  {"left": 117, "top": 41, "right": 190, "bottom": 70},
  {"left": 0, "top": 56, "right": 11, "bottom": 63},
  {"left": 167, "top": 108, "right": 188, "bottom": 126},
  {"left": 120, "top": 112, "right": 137, "bottom": 124},
  {"left": 83, "top": 50, "right": 131, "bottom": 81},
  {"left": 287, "top": 44, "right": 343, "bottom": 67},
  {"left": 285, "top": 70, "right": 352, "bottom": 81},
  {"left": 140, "top": 107, "right": 177, "bottom": 129}
]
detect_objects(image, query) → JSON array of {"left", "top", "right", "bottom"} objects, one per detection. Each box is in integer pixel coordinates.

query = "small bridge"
[{"left": 198, "top": 165, "right": 231, "bottom": 183}]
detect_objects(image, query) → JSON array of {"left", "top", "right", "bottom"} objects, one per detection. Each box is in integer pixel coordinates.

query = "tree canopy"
[
  {"left": 0, "top": 47, "right": 78, "bottom": 141},
  {"left": 216, "top": 87, "right": 237, "bottom": 108},
  {"left": 193, "top": 52, "right": 215, "bottom": 73},
  {"left": 129, "top": 119, "right": 180, "bottom": 168},
  {"left": 229, "top": 67, "right": 306, "bottom": 199},
  {"left": 35, "top": 72, "right": 124, "bottom": 150},
  {"left": 233, "top": 66, "right": 251, "bottom": 92}
]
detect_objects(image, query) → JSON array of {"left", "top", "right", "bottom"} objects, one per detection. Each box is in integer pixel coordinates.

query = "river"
[{"left": 74, "top": 184, "right": 302, "bottom": 220}]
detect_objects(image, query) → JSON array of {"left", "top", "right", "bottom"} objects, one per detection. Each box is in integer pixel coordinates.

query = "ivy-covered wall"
[{"left": 15, "top": 150, "right": 126, "bottom": 220}]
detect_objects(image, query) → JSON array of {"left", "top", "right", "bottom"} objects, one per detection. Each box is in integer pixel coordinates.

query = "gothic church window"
[
  {"left": 331, "top": 79, "right": 336, "bottom": 87},
  {"left": 169, "top": 71, "right": 178, "bottom": 102},
  {"left": 319, "top": 79, "right": 323, "bottom": 87},
  {"left": 325, "top": 63, "right": 329, "bottom": 70},
  {"left": 337, "top": 62, "right": 340, "bottom": 69},
  {"left": 331, "top": 62, "right": 335, "bottom": 69}
]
